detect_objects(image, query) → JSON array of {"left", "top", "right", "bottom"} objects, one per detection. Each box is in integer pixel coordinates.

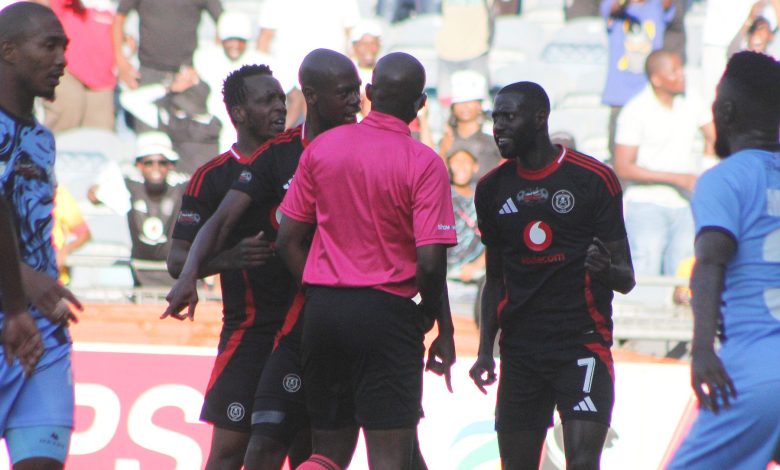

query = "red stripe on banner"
[
  {"left": 204, "top": 270, "right": 257, "bottom": 394},
  {"left": 273, "top": 290, "right": 305, "bottom": 350}
]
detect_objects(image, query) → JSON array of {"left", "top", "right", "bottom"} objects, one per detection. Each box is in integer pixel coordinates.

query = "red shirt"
[
  {"left": 281, "top": 111, "right": 457, "bottom": 298},
  {"left": 50, "top": 0, "right": 116, "bottom": 90}
]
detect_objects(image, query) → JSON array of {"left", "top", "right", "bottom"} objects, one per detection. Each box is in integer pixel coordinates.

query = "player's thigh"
[
  {"left": 201, "top": 333, "right": 274, "bottom": 432},
  {"left": 5, "top": 425, "right": 71, "bottom": 468},
  {"left": 553, "top": 345, "right": 614, "bottom": 428},
  {"left": 352, "top": 289, "right": 424, "bottom": 430},
  {"left": 495, "top": 352, "right": 556, "bottom": 433},
  {"left": 668, "top": 378, "right": 780, "bottom": 470},
  {"left": 251, "top": 336, "right": 308, "bottom": 450},
  {"left": 7, "top": 344, "right": 73, "bottom": 432},
  {"left": 300, "top": 287, "right": 355, "bottom": 430}
]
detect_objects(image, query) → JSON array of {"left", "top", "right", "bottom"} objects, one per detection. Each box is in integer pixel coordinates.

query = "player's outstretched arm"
[
  {"left": 276, "top": 215, "right": 315, "bottom": 284},
  {"left": 585, "top": 237, "right": 636, "bottom": 294},
  {"left": 163, "top": 190, "right": 267, "bottom": 320},
  {"left": 0, "top": 199, "right": 43, "bottom": 375},
  {"left": 689, "top": 230, "right": 737, "bottom": 414},
  {"left": 418, "top": 244, "right": 455, "bottom": 392},
  {"left": 168, "top": 235, "right": 273, "bottom": 280},
  {"left": 469, "top": 246, "right": 501, "bottom": 394}
]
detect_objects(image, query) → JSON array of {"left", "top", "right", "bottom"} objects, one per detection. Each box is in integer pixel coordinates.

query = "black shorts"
[
  {"left": 200, "top": 330, "right": 275, "bottom": 431},
  {"left": 496, "top": 343, "right": 614, "bottom": 432},
  {"left": 251, "top": 318, "right": 308, "bottom": 446},
  {"left": 302, "top": 286, "right": 425, "bottom": 431}
]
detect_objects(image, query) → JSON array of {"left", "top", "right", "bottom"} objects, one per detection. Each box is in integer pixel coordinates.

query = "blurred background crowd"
[{"left": 1, "top": 0, "right": 777, "bottom": 354}]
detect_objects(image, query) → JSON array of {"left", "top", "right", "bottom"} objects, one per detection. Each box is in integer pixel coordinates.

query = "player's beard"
[{"left": 144, "top": 180, "right": 167, "bottom": 195}]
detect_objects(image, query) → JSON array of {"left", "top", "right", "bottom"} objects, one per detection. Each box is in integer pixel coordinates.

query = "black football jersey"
[
  {"left": 172, "top": 138, "right": 297, "bottom": 336},
  {"left": 475, "top": 147, "right": 626, "bottom": 353}
]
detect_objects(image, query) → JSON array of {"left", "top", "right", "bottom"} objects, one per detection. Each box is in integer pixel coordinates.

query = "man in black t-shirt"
[
  {"left": 469, "top": 81, "right": 635, "bottom": 470},
  {"left": 166, "top": 64, "right": 287, "bottom": 470},
  {"left": 164, "top": 50, "right": 363, "bottom": 470}
]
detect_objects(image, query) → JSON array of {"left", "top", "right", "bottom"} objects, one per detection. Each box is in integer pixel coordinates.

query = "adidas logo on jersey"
[
  {"left": 498, "top": 198, "right": 518, "bottom": 215},
  {"left": 573, "top": 396, "right": 598, "bottom": 412}
]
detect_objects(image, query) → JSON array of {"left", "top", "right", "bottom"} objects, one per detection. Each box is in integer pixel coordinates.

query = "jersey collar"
[
  {"left": 229, "top": 144, "right": 252, "bottom": 163},
  {"left": 516, "top": 145, "right": 567, "bottom": 180}
]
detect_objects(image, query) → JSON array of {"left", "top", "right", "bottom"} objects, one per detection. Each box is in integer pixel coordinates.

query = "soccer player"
[
  {"left": 165, "top": 64, "right": 286, "bottom": 470},
  {"left": 668, "top": 52, "right": 780, "bottom": 469},
  {"left": 469, "top": 81, "right": 635, "bottom": 470},
  {"left": 276, "top": 52, "right": 457, "bottom": 470},
  {"left": 0, "top": 3, "right": 83, "bottom": 469},
  {"left": 164, "top": 49, "right": 362, "bottom": 470}
]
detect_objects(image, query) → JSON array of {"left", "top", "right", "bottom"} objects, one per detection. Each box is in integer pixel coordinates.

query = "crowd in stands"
[{"left": 2, "top": 0, "right": 777, "bottom": 298}]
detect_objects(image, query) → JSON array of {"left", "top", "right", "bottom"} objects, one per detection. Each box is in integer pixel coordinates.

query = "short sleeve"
[
  {"left": 475, "top": 176, "right": 499, "bottom": 246},
  {"left": 172, "top": 180, "right": 214, "bottom": 242},
  {"left": 412, "top": 153, "right": 457, "bottom": 247},
  {"left": 614, "top": 98, "right": 642, "bottom": 147},
  {"left": 592, "top": 169, "right": 627, "bottom": 243},
  {"left": 691, "top": 164, "right": 742, "bottom": 241},
  {"left": 279, "top": 147, "right": 317, "bottom": 224},
  {"left": 116, "top": 0, "right": 138, "bottom": 15},
  {"left": 231, "top": 152, "right": 277, "bottom": 206}
]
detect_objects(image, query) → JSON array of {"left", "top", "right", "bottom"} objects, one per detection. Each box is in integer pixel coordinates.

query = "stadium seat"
[{"left": 540, "top": 17, "right": 608, "bottom": 65}]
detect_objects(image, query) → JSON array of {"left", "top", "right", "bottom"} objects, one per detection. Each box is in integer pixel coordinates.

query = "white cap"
[
  {"left": 350, "top": 19, "right": 383, "bottom": 43},
  {"left": 451, "top": 70, "right": 487, "bottom": 104},
  {"left": 218, "top": 11, "right": 253, "bottom": 41},
  {"left": 135, "top": 132, "right": 178, "bottom": 162}
]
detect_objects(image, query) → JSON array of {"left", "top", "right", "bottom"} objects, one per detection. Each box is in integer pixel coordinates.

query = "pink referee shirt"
[{"left": 280, "top": 111, "right": 457, "bottom": 298}]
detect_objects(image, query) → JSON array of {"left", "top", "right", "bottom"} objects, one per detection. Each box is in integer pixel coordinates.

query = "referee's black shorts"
[{"left": 302, "top": 286, "right": 426, "bottom": 431}]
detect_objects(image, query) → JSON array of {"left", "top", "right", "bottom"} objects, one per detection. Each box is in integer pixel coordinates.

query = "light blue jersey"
[
  {"left": 669, "top": 149, "right": 780, "bottom": 470},
  {"left": 0, "top": 107, "right": 69, "bottom": 348}
]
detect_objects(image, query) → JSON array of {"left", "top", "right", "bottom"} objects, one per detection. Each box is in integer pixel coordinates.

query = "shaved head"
[
  {"left": 496, "top": 81, "right": 550, "bottom": 114},
  {"left": 0, "top": 2, "right": 58, "bottom": 45},
  {"left": 645, "top": 50, "right": 677, "bottom": 79},
  {"left": 367, "top": 52, "right": 426, "bottom": 123},
  {"left": 299, "top": 48, "right": 358, "bottom": 91}
]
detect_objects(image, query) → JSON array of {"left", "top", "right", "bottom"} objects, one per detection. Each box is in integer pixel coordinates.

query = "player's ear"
[
  {"left": 0, "top": 39, "right": 17, "bottom": 64},
  {"left": 535, "top": 108, "right": 549, "bottom": 129},
  {"left": 301, "top": 85, "right": 317, "bottom": 106},
  {"left": 365, "top": 83, "right": 374, "bottom": 103},
  {"left": 230, "top": 104, "right": 245, "bottom": 125}
]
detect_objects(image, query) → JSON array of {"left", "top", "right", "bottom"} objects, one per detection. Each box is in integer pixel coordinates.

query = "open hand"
[
  {"left": 691, "top": 347, "right": 737, "bottom": 413},
  {"left": 2, "top": 310, "right": 43, "bottom": 376}
]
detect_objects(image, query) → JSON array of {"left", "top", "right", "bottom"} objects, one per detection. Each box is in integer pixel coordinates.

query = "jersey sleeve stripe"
[
  {"left": 246, "top": 127, "right": 302, "bottom": 164},
  {"left": 566, "top": 153, "right": 621, "bottom": 196},
  {"left": 186, "top": 152, "right": 230, "bottom": 197}
]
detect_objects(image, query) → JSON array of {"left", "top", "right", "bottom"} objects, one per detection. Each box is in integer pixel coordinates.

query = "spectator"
[
  {"left": 43, "top": 0, "right": 116, "bottom": 134},
  {"left": 446, "top": 146, "right": 485, "bottom": 283},
  {"left": 376, "top": 0, "right": 441, "bottom": 22},
  {"left": 439, "top": 70, "right": 501, "bottom": 179},
  {"left": 89, "top": 132, "right": 187, "bottom": 287},
  {"left": 350, "top": 19, "right": 383, "bottom": 119},
  {"left": 727, "top": 9, "right": 777, "bottom": 57},
  {"left": 701, "top": 0, "right": 779, "bottom": 104},
  {"left": 193, "top": 11, "right": 298, "bottom": 151},
  {"left": 601, "top": 0, "right": 675, "bottom": 159},
  {"left": 52, "top": 186, "right": 92, "bottom": 285},
  {"left": 550, "top": 130, "right": 577, "bottom": 150},
  {"left": 257, "top": 0, "right": 360, "bottom": 85},
  {"left": 119, "top": 66, "right": 221, "bottom": 175},
  {"left": 614, "top": 50, "right": 715, "bottom": 276},
  {"left": 113, "top": 0, "right": 222, "bottom": 130},
  {"left": 435, "top": 0, "right": 493, "bottom": 106}
]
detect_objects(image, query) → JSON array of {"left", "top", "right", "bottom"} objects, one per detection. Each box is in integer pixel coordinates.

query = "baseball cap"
[
  {"left": 451, "top": 70, "right": 488, "bottom": 104},
  {"left": 218, "top": 11, "right": 253, "bottom": 41},
  {"left": 350, "top": 19, "right": 383, "bottom": 43},
  {"left": 135, "top": 132, "right": 179, "bottom": 162}
]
